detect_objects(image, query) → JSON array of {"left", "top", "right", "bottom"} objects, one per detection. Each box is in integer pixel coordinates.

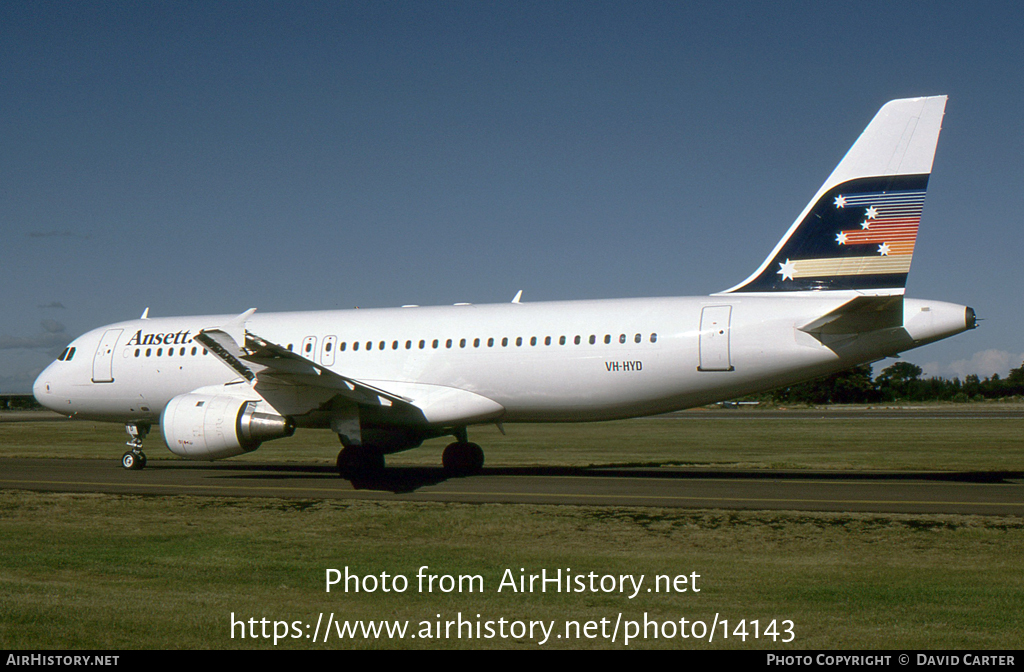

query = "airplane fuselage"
[{"left": 35, "top": 294, "right": 972, "bottom": 429}]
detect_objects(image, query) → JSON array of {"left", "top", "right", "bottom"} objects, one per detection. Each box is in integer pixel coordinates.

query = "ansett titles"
[{"left": 126, "top": 329, "right": 194, "bottom": 346}]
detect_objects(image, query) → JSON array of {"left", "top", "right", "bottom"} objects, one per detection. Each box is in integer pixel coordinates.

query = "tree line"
[{"left": 761, "top": 361, "right": 1024, "bottom": 405}]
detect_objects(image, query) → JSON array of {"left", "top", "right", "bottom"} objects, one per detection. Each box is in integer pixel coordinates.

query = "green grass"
[
  {"left": 1, "top": 492, "right": 1022, "bottom": 649},
  {"left": 2, "top": 410, "right": 1021, "bottom": 471},
  {"left": 1, "top": 412, "right": 1022, "bottom": 649}
]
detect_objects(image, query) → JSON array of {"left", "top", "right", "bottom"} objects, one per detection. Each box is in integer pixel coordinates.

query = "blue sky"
[{"left": 2, "top": 1, "right": 1022, "bottom": 393}]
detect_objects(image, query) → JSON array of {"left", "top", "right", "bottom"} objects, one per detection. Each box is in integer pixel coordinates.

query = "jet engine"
[{"left": 160, "top": 391, "right": 295, "bottom": 460}]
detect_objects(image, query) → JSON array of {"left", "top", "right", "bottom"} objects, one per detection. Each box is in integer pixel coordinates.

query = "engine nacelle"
[{"left": 160, "top": 392, "right": 295, "bottom": 460}]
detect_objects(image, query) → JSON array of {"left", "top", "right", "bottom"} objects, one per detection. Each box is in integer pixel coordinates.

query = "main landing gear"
[
  {"left": 333, "top": 428, "right": 486, "bottom": 478},
  {"left": 336, "top": 444, "right": 385, "bottom": 479},
  {"left": 442, "top": 441, "right": 484, "bottom": 476},
  {"left": 122, "top": 422, "right": 150, "bottom": 470},
  {"left": 441, "top": 427, "right": 484, "bottom": 476}
]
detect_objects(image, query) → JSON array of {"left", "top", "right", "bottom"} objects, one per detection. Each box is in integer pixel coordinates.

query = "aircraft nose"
[{"left": 33, "top": 363, "right": 58, "bottom": 409}]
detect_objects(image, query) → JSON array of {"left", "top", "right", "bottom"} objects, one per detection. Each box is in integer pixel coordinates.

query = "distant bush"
[{"left": 768, "top": 360, "right": 1024, "bottom": 404}]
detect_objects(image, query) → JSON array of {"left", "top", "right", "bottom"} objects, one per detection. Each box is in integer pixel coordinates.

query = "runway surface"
[{"left": 2, "top": 457, "right": 1022, "bottom": 515}]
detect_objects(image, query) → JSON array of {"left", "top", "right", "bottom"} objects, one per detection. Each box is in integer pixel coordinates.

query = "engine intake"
[{"left": 161, "top": 392, "right": 295, "bottom": 460}]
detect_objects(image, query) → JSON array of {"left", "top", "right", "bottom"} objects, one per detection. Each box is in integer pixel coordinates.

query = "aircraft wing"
[
  {"left": 195, "top": 318, "right": 504, "bottom": 426},
  {"left": 193, "top": 324, "right": 410, "bottom": 408}
]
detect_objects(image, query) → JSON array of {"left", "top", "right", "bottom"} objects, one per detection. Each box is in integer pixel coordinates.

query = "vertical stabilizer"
[{"left": 722, "top": 96, "right": 947, "bottom": 294}]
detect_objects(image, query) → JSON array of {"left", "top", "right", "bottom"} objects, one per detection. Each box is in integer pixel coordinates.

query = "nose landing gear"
[{"left": 122, "top": 422, "right": 151, "bottom": 470}]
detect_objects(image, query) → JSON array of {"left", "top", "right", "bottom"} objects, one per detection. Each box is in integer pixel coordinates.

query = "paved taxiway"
[{"left": 2, "top": 458, "right": 1022, "bottom": 515}]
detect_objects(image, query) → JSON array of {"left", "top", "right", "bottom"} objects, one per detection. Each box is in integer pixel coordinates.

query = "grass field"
[
  {"left": 3, "top": 405, "right": 1023, "bottom": 471},
  {"left": 1, "top": 409, "right": 1022, "bottom": 649}
]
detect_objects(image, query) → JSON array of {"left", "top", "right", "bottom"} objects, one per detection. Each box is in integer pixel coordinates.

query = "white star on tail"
[
  {"left": 865, "top": 206, "right": 878, "bottom": 219},
  {"left": 861, "top": 220, "right": 871, "bottom": 230},
  {"left": 836, "top": 232, "right": 848, "bottom": 245},
  {"left": 777, "top": 258, "right": 796, "bottom": 281},
  {"left": 834, "top": 195, "right": 847, "bottom": 208},
  {"left": 878, "top": 243, "right": 891, "bottom": 256}
]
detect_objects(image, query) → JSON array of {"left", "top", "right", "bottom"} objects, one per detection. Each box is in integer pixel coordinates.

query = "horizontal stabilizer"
[{"left": 799, "top": 295, "right": 903, "bottom": 336}]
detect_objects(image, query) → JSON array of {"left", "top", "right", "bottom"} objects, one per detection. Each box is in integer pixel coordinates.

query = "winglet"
[
  {"left": 192, "top": 308, "right": 259, "bottom": 383},
  {"left": 221, "top": 308, "right": 257, "bottom": 348},
  {"left": 511, "top": 290, "right": 523, "bottom": 304}
]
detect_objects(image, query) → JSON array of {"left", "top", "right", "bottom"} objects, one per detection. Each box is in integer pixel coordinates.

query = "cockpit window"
[
  {"left": 57, "top": 347, "right": 76, "bottom": 362},
  {"left": 67, "top": 347, "right": 75, "bottom": 360},
  {"left": 58, "top": 348, "right": 69, "bottom": 361}
]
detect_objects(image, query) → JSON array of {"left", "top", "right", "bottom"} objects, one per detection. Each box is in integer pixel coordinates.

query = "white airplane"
[{"left": 33, "top": 96, "right": 975, "bottom": 476}]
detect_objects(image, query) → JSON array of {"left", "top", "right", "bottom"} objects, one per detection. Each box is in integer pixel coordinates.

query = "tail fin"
[{"left": 722, "top": 96, "right": 947, "bottom": 294}]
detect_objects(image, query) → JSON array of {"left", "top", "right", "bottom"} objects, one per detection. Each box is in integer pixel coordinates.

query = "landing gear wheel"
[
  {"left": 442, "top": 442, "right": 484, "bottom": 476},
  {"left": 123, "top": 422, "right": 150, "bottom": 470},
  {"left": 336, "top": 445, "right": 385, "bottom": 478},
  {"left": 121, "top": 450, "right": 146, "bottom": 470}
]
